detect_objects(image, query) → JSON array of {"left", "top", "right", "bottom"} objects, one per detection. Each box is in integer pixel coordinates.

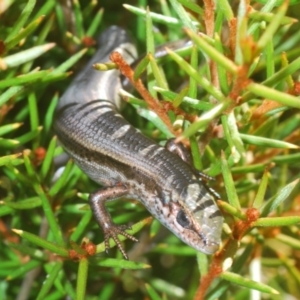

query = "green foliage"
[{"left": 0, "top": 0, "right": 300, "bottom": 299}]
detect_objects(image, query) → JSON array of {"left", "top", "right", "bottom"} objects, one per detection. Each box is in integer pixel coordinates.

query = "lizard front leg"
[{"left": 89, "top": 184, "right": 138, "bottom": 260}]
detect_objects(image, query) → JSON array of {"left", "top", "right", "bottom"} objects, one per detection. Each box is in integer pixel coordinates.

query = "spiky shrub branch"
[{"left": 0, "top": 0, "right": 300, "bottom": 299}]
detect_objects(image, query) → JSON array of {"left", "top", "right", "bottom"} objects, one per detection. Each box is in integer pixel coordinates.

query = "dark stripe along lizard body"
[{"left": 54, "top": 26, "right": 223, "bottom": 259}]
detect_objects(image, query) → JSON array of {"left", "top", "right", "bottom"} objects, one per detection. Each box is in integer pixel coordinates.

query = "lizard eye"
[{"left": 176, "top": 209, "right": 191, "bottom": 228}]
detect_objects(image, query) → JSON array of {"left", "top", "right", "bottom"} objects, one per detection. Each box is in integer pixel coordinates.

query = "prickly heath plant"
[{"left": 0, "top": 1, "right": 300, "bottom": 300}]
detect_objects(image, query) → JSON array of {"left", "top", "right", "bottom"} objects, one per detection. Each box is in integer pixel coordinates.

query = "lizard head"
[{"left": 154, "top": 181, "right": 223, "bottom": 254}]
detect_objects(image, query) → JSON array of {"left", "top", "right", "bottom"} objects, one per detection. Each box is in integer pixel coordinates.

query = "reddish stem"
[{"left": 110, "top": 51, "right": 177, "bottom": 137}]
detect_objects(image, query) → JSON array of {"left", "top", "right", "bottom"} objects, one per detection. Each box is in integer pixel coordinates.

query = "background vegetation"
[{"left": 0, "top": 0, "right": 300, "bottom": 299}]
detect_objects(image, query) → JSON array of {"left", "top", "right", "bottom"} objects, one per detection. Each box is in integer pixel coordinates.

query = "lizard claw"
[{"left": 103, "top": 225, "right": 138, "bottom": 260}]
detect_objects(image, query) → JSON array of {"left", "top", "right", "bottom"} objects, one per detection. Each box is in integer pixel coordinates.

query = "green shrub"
[{"left": 1, "top": 1, "right": 300, "bottom": 299}]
